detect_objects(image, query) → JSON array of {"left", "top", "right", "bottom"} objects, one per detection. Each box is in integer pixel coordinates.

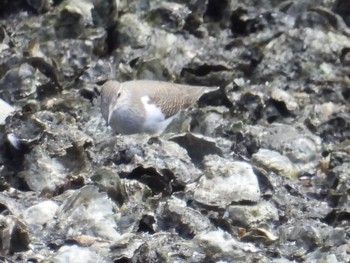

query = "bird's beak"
[{"left": 107, "top": 104, "right": 114, "bottom": 126}]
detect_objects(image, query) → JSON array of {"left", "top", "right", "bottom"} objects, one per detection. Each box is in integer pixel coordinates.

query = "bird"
[{"left": 100, "top": 80, "right": 218, "bottom": 134}]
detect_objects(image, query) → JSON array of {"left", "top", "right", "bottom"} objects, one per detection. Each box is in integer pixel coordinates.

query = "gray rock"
[
  {"left": 0, "top": 215, "right": 30, "bottom": 256},
  {"left": 20, "top": 200, "right": 59, "bottom": 231},
  {"left": 252, "top": 148, "right": 298, "bottom": 180},
  {"left": 56, "top": 186, "right": 120, "bottom": 241},
  {"left": 192, "top": 155, "right": 260, "bottom": 207},
  {"left": 169, "top": 132, "right": 223, "bottom": 164},
  {"left": 42, "top": 245, "right": 109, "bottom": 263},
  {"left": 0, "top": 0, "right": 349, "bottom": 262},
  {"left": 19, "top": 150, "right": 68, "bottom": 192},
  {"left": 252, "top": 123, "right": 322, "bottom": 174},
  {"left": 271, "top": 87, "right": 299, "bottom": 112},
  {"left": 194, "top": 229, "right": 259, "bottom": 258},
  {"left": 158, "top": 196, "right": 213, "bottom": 238},
  {"left": 227, "top": 201, "right": 279, "bottom": 228}
]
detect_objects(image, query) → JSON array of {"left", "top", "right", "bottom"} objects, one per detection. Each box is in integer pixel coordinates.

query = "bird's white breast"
[{"left": 141, "top": 96, "right": 173, "bottom": 133}]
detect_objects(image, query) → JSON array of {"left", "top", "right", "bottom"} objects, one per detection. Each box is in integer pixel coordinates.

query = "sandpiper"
[{"left": 100, "top": 80, "right": 218, "bottom": 134}]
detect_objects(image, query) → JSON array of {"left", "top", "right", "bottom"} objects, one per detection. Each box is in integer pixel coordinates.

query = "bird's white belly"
[
  {"left": 141, "top": 96, "right": 171, "bottom": 134},
  {"left": 108, "top": 95, "right": 175, "bottom": 134}
]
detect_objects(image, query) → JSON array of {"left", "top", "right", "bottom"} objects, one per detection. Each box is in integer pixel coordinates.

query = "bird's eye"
[{"left": 117, "top": 92, "right": 121, "bottom": 98}]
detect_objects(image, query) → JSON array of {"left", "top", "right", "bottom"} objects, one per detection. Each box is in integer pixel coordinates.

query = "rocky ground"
[{"left": 0, "top": 0, "right": 349, "bottom": 262}]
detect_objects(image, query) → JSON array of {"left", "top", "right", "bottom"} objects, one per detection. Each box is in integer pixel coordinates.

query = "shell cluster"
[{"left": 0, "top": 0, "right": 349, "bottom": 262}]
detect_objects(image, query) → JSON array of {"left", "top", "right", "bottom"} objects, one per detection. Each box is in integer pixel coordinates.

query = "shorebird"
[{"left": 100, "top": 80, "right": 218, "bottom": 134}]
